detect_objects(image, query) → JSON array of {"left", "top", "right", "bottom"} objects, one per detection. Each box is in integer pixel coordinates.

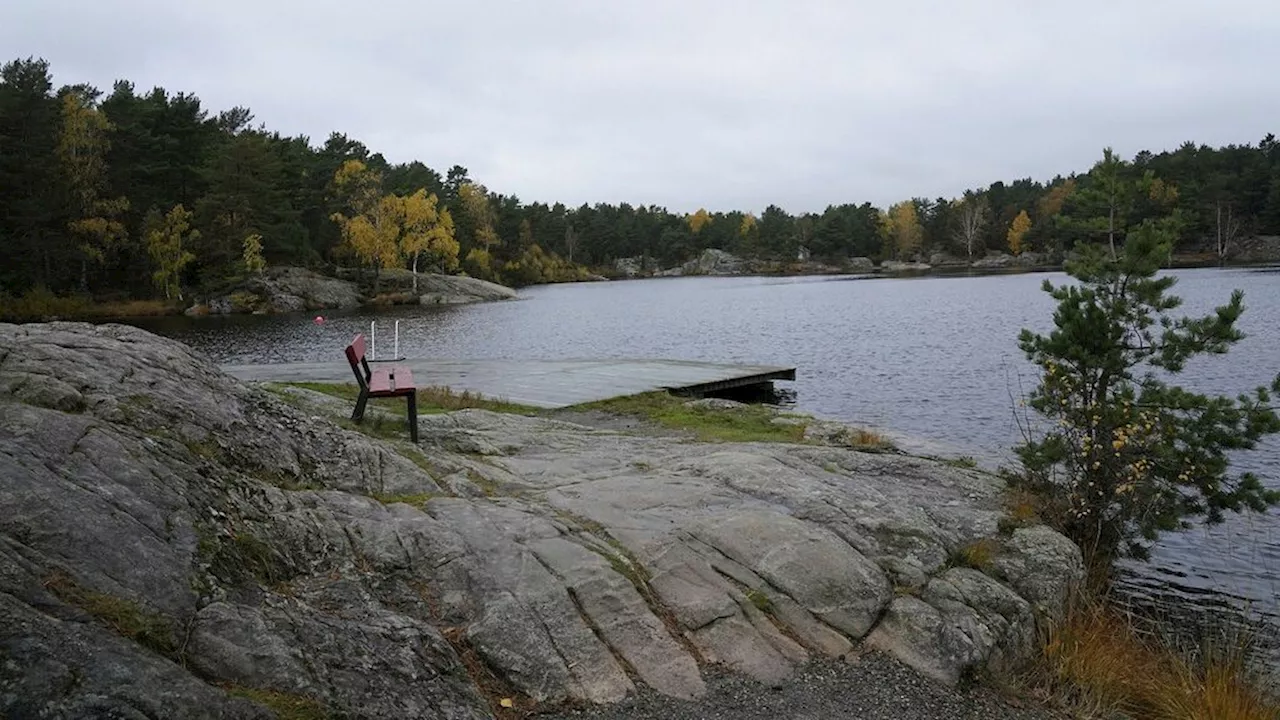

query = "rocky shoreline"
[
  {"left": 0, "top": 322, "right": 1082, "bottom": 719},
  {"left": 610, "top": 248, "right": 1063, "bottom": 280},
  {"left": 611, "top": 242, "right": 1280, "bottom": 281},
  {"left": 184, "top": 266, "right": 518, "bottom": 316}
]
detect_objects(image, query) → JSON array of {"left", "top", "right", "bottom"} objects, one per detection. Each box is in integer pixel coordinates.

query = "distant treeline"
[{"left": 3, "top": 56, "right": 1280, "bottom": 302}]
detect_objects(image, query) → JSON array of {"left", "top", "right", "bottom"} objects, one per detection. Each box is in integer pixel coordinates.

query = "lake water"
[{"left": 130, "top": 267, "right": 1280, "bottom": 633}]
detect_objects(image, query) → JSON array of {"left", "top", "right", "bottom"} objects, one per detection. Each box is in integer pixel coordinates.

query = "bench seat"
[{"left": 368, "top": 366, "right": 414, "bottom": 396}]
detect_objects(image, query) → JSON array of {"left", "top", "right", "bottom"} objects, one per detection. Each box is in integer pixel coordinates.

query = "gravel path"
[{"left": 540, "top": 653, "right": 1061, "bottom": 720}]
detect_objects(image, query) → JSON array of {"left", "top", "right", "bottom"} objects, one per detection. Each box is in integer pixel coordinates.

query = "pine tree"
[{"left": 1016, "top": 219, "right": 1280, "bottom": 568}]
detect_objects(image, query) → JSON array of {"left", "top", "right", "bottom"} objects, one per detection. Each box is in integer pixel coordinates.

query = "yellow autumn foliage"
[{"left": 1008, "top": 210, "right": 1032, "bottom": 255}]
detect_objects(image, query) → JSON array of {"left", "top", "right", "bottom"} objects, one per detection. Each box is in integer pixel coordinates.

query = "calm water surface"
[{"left": 131, "top": 268, "right": 1280, "bottom": 629}]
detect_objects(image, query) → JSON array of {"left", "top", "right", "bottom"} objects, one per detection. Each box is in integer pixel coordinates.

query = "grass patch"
[
  {"left": 246, "top": 466, "right": 322, "bottom": 492},
  {"left": 225, "top": 686, "right": 329, "bottom": 720},
  {"left": 200, "top": 529, "right": 289, "bottom": 588},
  {"left": 283, "top": 382, "right": 538, "bottom": 416},
  {"left": 852, "top": 428, "right": 892, "bottom": 449},
  {"left": 43, "top": 572, "right": 177, "bottom": 657},
  {"left": 1036, "top": 593, "right": 1279, "bottom": 720},
  {"left": 183, "top": 435, "right": 222, "bottom": 461},
  {"left": 556, "top": 509, "right": 651, "bottom": 587},
  {"left": 0, "top": 288, "right": 180, "bottom": 321},
  {"left": 822, "top": 425, "right": 896, "bottom": 452},
  {"left": 945, "top": 456, "right": 979, "bottom": 469},
  {"left": 371, "top": 491, "right": 441, "bottom": 507},
  {"left": 348, "top": 412, "right": 414, "bottom": 440},
  {"left": 416, "top": 385, "right": 539, "bottom": 415},
  {"left": 605, "top": 551, "right": 652, "bottom": 591},
  {"left": 575, "top": 391, "right": 808, "bottom": 444},
  {"left": 949, "top": 538, "right": 1000, "bottom": 571},
  {"left": 463, "top": 469, "right": 502, "bottom": 497},
  {"left": 398, "top": 447, "right": 440, "bottom": 477},
  {"left": 999, "top": 487, "right": 1046, "bottom": 535},
  {"left": 287, "top": 382, "right": 360, "bottom": 402},
  {"left": 745, "top": 588, "right": 776, "bottom": 615},
  {"left": 555, "top": 508, "right": 608, "bottom": 536}
]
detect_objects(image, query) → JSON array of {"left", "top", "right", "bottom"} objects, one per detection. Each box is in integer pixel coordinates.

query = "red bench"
[{"left": 344, "top": 333, "right": 418, "bottom": 442}]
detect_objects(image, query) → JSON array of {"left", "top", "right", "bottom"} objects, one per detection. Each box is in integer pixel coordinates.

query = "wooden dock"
[{"left": 221, "top": 359, "right": 796, "bottom": 409}]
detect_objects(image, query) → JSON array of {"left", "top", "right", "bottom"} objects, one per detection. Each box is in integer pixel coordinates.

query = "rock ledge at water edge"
[{"left": 0, "top": 322, "right": 1082, "bottom": 719}]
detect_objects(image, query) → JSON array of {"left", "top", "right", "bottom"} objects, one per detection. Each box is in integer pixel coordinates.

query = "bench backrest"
[{"left": 344, "top": 333, "right": 371, "bottom": 390}]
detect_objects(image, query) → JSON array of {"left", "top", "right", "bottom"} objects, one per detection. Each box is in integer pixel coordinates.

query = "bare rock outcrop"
[
  {"left": 188, "top": 266, "right": 363, "bottom": 315},
  {"left": 0, "top": 323, "right": 1083, "bottom": 719},
  {"left": 413, "top": 274, "right": 518, "bottom": 305}
]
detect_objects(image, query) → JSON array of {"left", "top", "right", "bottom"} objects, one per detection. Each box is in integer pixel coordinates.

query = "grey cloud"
[{"left": 4, "top": 0, "right": 1278, "bottom": 212}]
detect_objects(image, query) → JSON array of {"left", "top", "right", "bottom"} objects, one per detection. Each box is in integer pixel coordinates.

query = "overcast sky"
[{"left": 5, "top": 1, "right": 1279, "bottom": 213}]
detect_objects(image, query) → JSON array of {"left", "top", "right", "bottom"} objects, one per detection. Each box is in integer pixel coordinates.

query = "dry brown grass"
[
  {"left": 1038, "top": 594, "right": 1279, "bottom": 720},
  {"left": 846, "top": 427, "right": 894, "bottom": 451},
  {"left": 1004, "top": 488, "right": 1044, "bottom": 525},
  {"left": 950, "top": 538, "right": 1000, "bottom": 571}
]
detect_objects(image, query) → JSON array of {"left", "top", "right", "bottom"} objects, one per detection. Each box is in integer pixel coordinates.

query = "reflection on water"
[{"left": 127, "top": 267, "right": 1280, "bottom": 634}]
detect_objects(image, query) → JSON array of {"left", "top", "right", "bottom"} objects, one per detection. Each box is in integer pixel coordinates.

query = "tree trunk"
[
  {"left": 1217, "top": 203, "right": 1224, "bottom": 264},
  {"left": 412, "top": 251, "right": 419, "bottom": 294},
  {"left": 1108, "top": 206, "right": 1117, "bottom": 259}
]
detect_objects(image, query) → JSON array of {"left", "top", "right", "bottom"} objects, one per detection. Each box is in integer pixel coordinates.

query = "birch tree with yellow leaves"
[
  {"left": 687, "top": 208, "right": 712, "bottom": 234},
  {"left": 458, "top": 182, "right": 499, "bottom": 251},
  {"left": 337, "top": 194, "right": 402, "bottom": 294},
  {"left": 145, "top": 205, "right": 197, "bottom": 301},
  {"left": 400, "top": 189, "right": 458, "bottom": 292},
  {"left": 330, "top": 160, "right": 399, "bottom": 292},
  {"left": 885, "top": 201, "right": 923, "bottom": 259},
  {"left": 1007, "top": 210, "right": 1031, "bottom": 255}
]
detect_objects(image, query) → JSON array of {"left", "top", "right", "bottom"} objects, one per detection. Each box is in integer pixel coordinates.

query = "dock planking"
[{"left": 221, "top": 358, "right": 796, "bottom": 409}]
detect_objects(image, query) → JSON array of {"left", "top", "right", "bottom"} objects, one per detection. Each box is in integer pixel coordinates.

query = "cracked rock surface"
[{"left": 0, "top": 322, "right": 1082, "bottom": 719}]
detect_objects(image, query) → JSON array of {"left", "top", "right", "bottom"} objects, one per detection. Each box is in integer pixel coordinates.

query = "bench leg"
[
  {"left": 406, "top": 393, "right": 419, "bottom": 443},
  {"left": 352, "top": 390, "right": 370, "bottom": 422}
]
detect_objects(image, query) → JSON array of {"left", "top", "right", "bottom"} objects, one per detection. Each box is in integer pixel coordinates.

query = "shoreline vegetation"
[
  {"left": 5, "top": 55, "right": 1280, "bottom": 326},
  {"left": 306, "top": 380, "right": 1280, "bottom": 719},
  {"left": 2, "top": 250, "right": 1275, "bottom": 324}
]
